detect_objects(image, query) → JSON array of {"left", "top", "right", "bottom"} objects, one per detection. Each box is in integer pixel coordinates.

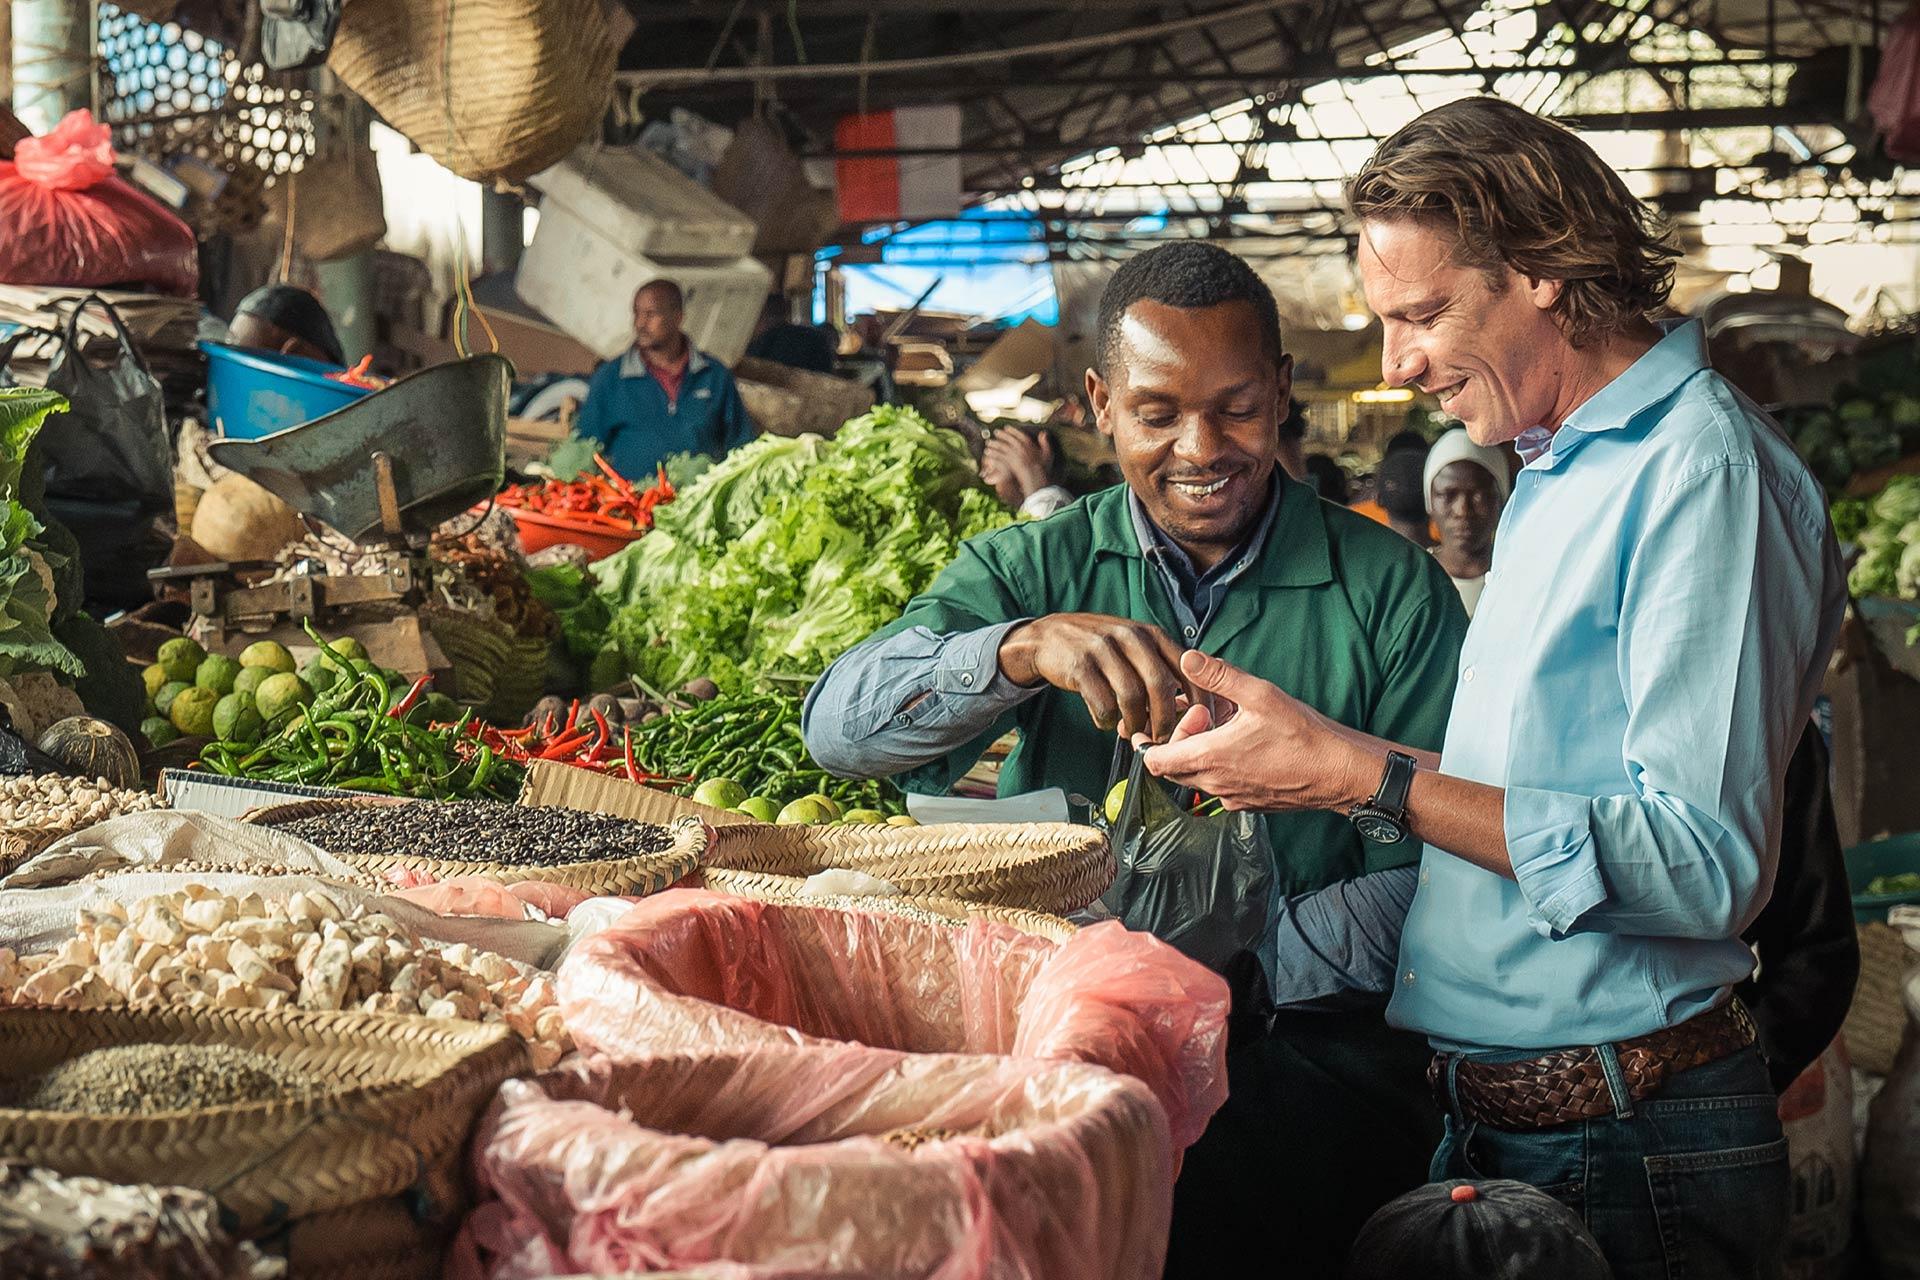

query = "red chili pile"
[
  {"left": 451, "top": 700, "right": 687, "bottom": 786},
  {"left": 497, "top": 455, "right": 675, "bottom": 532},
  {"left": 327, "top": 355, "right": 388, "bottom": 390}
]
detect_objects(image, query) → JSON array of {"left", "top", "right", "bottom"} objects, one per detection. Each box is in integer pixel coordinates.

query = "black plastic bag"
[
  {"left": 39, "top": 295, "right": 173, "bottom": 515},
  {"left": 1096, "top": 742, "right": 1276, "bottom": 974},
  {"left": 260, "top": 0, "right": 344, "bottom": 72}
]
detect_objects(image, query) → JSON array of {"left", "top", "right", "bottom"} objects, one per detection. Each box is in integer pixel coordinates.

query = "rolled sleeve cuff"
[
  {"left": 933, "top": 619, "right": 1031, "bottom": 698},
  {"left": 1505, "top": 784, "right": 1609, "bottom": 939}
]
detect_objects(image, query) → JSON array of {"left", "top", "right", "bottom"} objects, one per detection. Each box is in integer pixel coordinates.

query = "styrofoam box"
[
  {"left": 517, "top": 237, "right": 772, "bottom": 365},
  {"left": 530, "top": 144, "right": 758, "bottom": 262}
]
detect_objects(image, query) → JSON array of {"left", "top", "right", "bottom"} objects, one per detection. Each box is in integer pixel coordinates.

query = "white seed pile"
[
  {"left": 0, "top": 885, "right": 571, "bottom": 1068},
  {"left": 0, "top": 773, "right": 159, "bottom": 831}
]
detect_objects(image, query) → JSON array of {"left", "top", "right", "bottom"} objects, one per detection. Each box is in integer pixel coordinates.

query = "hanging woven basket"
[{"left": 328, "top": 0, "right": 616, "bottom": 182}]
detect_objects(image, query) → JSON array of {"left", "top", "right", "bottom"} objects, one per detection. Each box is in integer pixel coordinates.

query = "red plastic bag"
[
  {"left": 557, "top": 890, "right": 1230, "bottom": 1149},
  {"left": 0, "top": 109, "right": 198, "bottom": 296},
  {"left": 1872, "top": 8, "right": 1920, "bottom": 163}
]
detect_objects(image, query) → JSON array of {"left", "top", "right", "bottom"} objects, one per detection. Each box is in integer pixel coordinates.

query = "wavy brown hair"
[{"left": 1346, "top": 97, "right": 1678, "bottom": 346}]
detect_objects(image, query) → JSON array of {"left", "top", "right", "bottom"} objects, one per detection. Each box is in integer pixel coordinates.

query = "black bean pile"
[{"left": 273, "top": 801, "right": 675, "bottom": 866}]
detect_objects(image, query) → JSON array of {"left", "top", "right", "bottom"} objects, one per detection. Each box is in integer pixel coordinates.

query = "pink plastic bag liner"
[
  {"left": 0, "top": 109, "right": 198, "bottom": 296},
  {"left": 557, "top": 889, "right": 1228, "bottom": 1149},
  {"left": 451, "top": 1044, "right": 1174, "bottom": 1280},
  {"left": 385, "top": 874, "right": 595, "bottom": 922}
]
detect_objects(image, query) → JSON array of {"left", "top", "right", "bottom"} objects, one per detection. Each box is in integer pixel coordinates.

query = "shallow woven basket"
[
  {"left": 0, "top": 1005, "right": 527, "bottom": 1234},
  {"left": 329, "top": 0, "right": 616, "bottom": 182},
  {"left": 696, "top": 866, "right": 1079, "bottom": 943},
  {"left": 1844, "top": 921, "right": 1919, "bottom": 1076},
  {"left": 245, "top": 797, "right": 706, "bottom": 896},
  {"left": 703, "top": 821, "right": 1113, "bottom": 915}
]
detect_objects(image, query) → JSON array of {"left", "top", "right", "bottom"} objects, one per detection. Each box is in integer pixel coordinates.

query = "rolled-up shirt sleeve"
[{"left": 1505, "top": 461, "right": 1830, "bottom": 941}]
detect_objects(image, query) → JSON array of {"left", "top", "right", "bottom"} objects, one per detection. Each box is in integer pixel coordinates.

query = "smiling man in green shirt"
[{"left": 803, "top": 242, "right": 1468, "bottom": 1273}]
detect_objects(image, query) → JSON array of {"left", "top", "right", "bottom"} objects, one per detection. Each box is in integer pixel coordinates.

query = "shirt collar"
[
  {"left": 1088, "top": 470, "right": 1332, "bottom": 589},
  {"left": 1521, "top": 319, "right": 1708, "bottom": 467},
  {"left": 619, "top": 344, "right": 708, "bottom": 380}
]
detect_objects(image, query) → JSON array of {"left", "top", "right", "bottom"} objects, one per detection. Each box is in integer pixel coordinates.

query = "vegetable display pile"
[
  {"left": 196, "top": 623, "right": 520, "bottom": 801},
  {"left": 1866, "top": 872, "right": 1920, "bottom": 896},
  {"left": 499, "top": 455, "right": 675, "bottom": 532},
  {"left": 0, "top": 391, "right": 83, "bottom": 679},
  {"left": 592, "top": 406, "right": 1010, "bottom": 693},
  {"left": 1842, "top": 477, "right": 1920, "bottom": 603},
  {"left": 622, "top": 689, "right": 904, "bottom": 819},
  {"left": 464, "top": 698, "right": 661, "bottom": 784},
  {"left": 1784, "top": 389, "right": 1920, "bottom": 494}
]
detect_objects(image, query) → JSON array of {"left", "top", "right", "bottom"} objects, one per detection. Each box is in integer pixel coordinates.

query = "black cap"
[
  {"left": 234, "top": 285, "right": 346, "bottom": 366},
  {"left": 1346, "top": 1180, "right": 1614, "bottom": 1280}
]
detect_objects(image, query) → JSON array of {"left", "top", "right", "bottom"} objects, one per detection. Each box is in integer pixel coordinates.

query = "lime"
[
  {"left": 141, "top": 663, "right": 169, "bottom": 698},
  {"left": 327, "top": 636, "right": 369, "bottom": 663},
  {"left": 776, "top": 797, "right": 833, "bottom": 825},
  {"left": 254, "top": 672, "right": 314, "bottom": 724},
  {"left": 157, "top": 637, "right": 206, "bottom": 683},
  {"left": 169, "top": 687, "right": 218, "bottom": 737},
  {"left": 300, "top": 660, "right": 339, "bottom": 695},
  {"left": 885, "top": 815, "right": 920, "bottom": 827},
  {"left": 195, "top": 654, "right": 242, "bottom": 695},
  {"left": 1103, "top": 780, "right": 1129, "bottom": 825},
  {"left": 692, "top": 778, "right": 748, "bottom": 810},
  {"left": 140, "top": 716, "right": 179, "bottom": 748},
  {"left": 807, "top": 794, "right": 843, "bottom": 822},
  {"left": 239, "top": 641, "right": 296, "bottom": 674},
  {"left": 154, "top": 681, "right": 193, "bottom": 717},
  {"left": 233, "top": 666, "right": 275, "bottom": 701},
  {"left": 734, "top": 797, "right": 780, "bottom": 823},
  {"left": 212, "top": 693, "right": 264, "bottom": 742},
  {"left": 842, "top": 809, "right": 886, "bottom": 825}
]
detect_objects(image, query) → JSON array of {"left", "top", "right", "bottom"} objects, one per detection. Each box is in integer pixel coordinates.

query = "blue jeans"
[{"left": 1431, "top": 1045, "right": 1788, "bottom": 1280}]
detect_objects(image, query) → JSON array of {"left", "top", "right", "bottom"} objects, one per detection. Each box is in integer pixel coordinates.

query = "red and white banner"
[{"left": 834, "top": 104, "right": 962, "bottom": 224}]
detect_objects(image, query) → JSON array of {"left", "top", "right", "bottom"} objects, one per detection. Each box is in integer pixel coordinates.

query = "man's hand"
[
  {"left": 1138, "top": 650, "right": 1376, "bottom": 812},
  {"left": 998, "top": 613, "right": 1194, "bottom": 741},
  {"left": 980, "top": 430, "right": 1055, "bottom": 508}
]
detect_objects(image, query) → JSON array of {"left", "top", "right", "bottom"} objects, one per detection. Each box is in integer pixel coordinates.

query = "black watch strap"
[{"left": 1372, "top": 751, "right": 1418, "bottom": 814}]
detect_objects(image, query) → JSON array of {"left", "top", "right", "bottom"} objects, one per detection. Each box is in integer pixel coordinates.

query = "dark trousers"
[{"left": 1163, "top": 1007, "right": 1441, "bottom": 1279}]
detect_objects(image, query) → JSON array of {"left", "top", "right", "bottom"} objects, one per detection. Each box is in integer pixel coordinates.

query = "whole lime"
[
  {"left": 233, "top": 666, "right": 275, "bottom": 701},
  {"left": 141, "top": 663, "right": 170, "bottom": 698},
  {"left": 140, "top": 716, "right": 179, "bottom": 748},
  {"left": 886, "top": 815, "right": 921, "bottom": 828},
  {"left": 301, "top": 660, "right": 339, "bottom": 695},
  {"left": 326, "top": 636, "right": 369, "bottom": 663},
  {"left": 254, "top": 672, "right": 314, "bottom": 723},
  {"left": 691, "top": 778, "right": 748, "bottom": 810},
  {"left": 1103, "top": 780, "right": 1129, "bottom": 825},
  {"left": 169, "top": 687, "right": 219, "bottom": 737},
  {"left": 239, "top": 640, "right": 296, "bottom": 674},
  {"left": 807, "top": 794, "right": 843, "bottom": 822},
  {"left": 212, "top": 693, "right": 265, "bottom": 743},
  {"left": 775, "top": 797, "right": 833, "bottom": 825},
  {"left": 154, "top": 681, "right": 193, "bottom": 717},
  {"left": 195, "top": 654, "right": 242, "bottom": 695},
  {"left": 841, "top": 809, "right": 886, "bottom": 825},
  {"left": 157, "top": 637, "right": 206, "bottom": 683},
  {"left": 734, "top": 797, "right": 780, "bottom": 823}
]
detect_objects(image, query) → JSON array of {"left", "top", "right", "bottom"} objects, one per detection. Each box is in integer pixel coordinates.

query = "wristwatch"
[{"left": 1349, "top": 751, "right": 1419, "bottom": 844}]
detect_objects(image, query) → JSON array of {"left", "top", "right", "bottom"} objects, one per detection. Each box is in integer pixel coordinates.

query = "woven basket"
[
  {"left": 328, "top": 0, "right": 616, "bottom": 182},
  {"left": 421, "top": 604, "right": 551, "bottom": 727},
  {"left": 0, "top": 1005, "right": 527, "bottom": 1234},
  {"left": 245, "top": 797, "right": 707, "bottom": 896},
  {"left": 703, "top": 821, "right": 1112, "bottom": 915},
  {"left": 697, "top": 866, "right": 1079, "bottom": 943},
  {"left": 1844, "top": 921, "right": 1919, "bottom": 1076}
]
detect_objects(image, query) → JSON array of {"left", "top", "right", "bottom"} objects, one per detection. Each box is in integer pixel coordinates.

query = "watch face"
[{"left": 1353, "top": 810, "right": 1406, "bottom": 845}]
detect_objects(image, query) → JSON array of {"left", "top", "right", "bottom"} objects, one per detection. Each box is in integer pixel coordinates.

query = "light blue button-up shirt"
[{"left": 1389, "top": 321, "right": 1847, "bottom": 1054}]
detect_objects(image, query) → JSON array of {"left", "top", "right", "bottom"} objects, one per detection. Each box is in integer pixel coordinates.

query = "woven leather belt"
[{"left": 1429, "top": 1001, "right": 1758, "bottom": 1131}]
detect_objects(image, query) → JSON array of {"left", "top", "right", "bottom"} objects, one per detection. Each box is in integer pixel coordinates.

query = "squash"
[
  {"left": 189, "top": 475, "right": 306, "bottom": 563},
  {"left": 36, "top": 716, "right": 142, "bottom": 789}
]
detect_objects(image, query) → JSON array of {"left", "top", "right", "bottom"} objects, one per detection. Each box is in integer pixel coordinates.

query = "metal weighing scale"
[{"left": 151, "top": 355, "right": 513, "bottom": 667}]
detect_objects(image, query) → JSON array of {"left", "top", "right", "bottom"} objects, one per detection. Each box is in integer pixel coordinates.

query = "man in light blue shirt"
[{"left": 1141, "top": 98, "right": 1846, "bottom": 1280}]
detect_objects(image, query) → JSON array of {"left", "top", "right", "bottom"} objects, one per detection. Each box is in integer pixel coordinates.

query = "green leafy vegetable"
[
  {"left": 0, "top": 390, "right": 78, "bottom": 678},
  {"left": 1866, "top": 872, "right": 1920, "bottom": 896}
]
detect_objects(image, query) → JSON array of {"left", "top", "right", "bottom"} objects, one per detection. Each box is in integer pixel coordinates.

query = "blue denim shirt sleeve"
[
  {"left": 1505, "top": 461, "right": 1827, "bottom": 942},
  {"left": 802, "top": 620, "right": 1041, "bottom": 779},
  {"left": 1265, "top": 864, "right": 1417, "bottom": 1009}
]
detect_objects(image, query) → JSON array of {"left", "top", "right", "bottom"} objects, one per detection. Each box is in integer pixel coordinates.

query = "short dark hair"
[
  {"left": 1095, "top": 242, "right": 1284, "bottom": 376},
  {"left": 1376, "top": 448, "right": 1429, "bottom": 521},
  {"left": 1384, "top": 429, "right": 1429, "bottom": 456},
  {"left": 1304, "top": 454, "right": 1349, "bottom": 505},
  {"left": 234, "top": 285, "right": 345, "bottom": 366},
  {"left": 1347, "top": 97, "right": 1677, "bottom": 346},
  {"left": 636, "top": 279, "right": 684, "bottom": 310}
]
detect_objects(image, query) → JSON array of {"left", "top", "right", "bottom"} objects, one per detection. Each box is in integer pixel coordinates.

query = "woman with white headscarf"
[{"left": 1423, "top": 427, "right": 1511, "bottom": 617}]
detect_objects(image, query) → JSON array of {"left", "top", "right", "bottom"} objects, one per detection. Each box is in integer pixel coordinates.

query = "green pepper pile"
[
  {"left": 197, "top": 623, "right": 523, "bottom": 802},
  {"left": 626, "top": 690, "right": 900, "bottom": 816}
]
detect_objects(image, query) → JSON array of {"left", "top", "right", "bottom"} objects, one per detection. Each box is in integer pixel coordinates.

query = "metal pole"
[{"left": 11, "top": 0, "right": 91, "bottom": 134}]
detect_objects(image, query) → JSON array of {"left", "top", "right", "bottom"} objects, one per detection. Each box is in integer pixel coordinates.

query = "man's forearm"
[{"left": 1332, "top": 737, "right": 1513, "bottom": 879}]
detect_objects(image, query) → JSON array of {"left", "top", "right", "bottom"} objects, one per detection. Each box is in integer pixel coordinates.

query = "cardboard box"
[{"left": 518, "top": 758, "right": 751, "bottom": 826}]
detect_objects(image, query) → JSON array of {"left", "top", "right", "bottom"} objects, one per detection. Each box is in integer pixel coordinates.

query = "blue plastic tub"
[
  {"left": 200, "top": 341, "right": 374, "bottom": 439},
  {"left": 1847, "top": 831, "right": 1920, "bottom": 923}
]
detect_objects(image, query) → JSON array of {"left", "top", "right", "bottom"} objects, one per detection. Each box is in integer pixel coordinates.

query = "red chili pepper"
[
  {"left": 387, "top": 675, "right": 433, "bottom": 719},
  {"left": 539, "top": 730, "right": 594, "bottom": 760},
  {"left": 623, "top": 728, "right": 641, "bottom": 783},
  {"left": 584, "top": 709, "right": 612, "bottom": 762}
]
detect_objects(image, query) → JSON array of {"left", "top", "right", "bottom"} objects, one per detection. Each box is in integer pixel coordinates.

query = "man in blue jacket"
[{"left": 575, "top": 279, "right": 754, "bottom": 480}]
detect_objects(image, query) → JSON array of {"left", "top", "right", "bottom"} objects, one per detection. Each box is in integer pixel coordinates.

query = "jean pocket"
[
  {"left": 1466, "top": 1122, "right": 1588, "bottom": 1192},
  {"left": 1644, "top": 1138, "right": 1789, "bottom": 1280}
]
